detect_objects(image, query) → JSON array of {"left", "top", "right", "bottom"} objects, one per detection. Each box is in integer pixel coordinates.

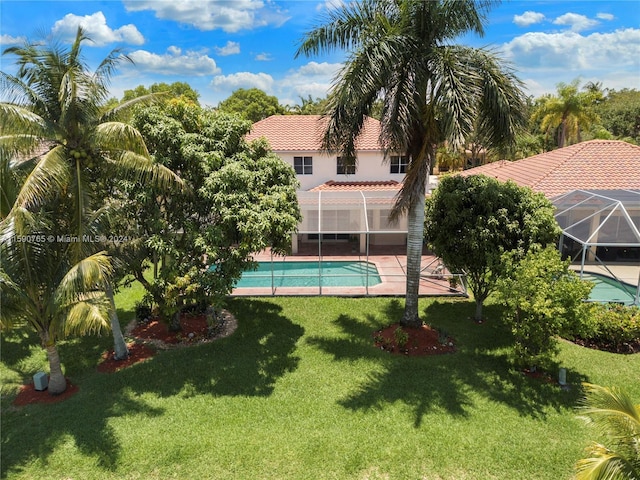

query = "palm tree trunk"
[
  {"left": 401, "top": 189, "right": 426, "bottom": 328},
  {"left": 45, "top": 344, "right": 67, "bottom": 395},
  {"left": 106, "top": 283, "right": 129, "bottom": 360}
]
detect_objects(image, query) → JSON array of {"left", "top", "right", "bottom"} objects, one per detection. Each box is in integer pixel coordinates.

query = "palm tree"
[
  {"left": 297, "top": 0, "right": 526, "bottom": 326},
  {"left": 0, "top": 208, "right": 112, "bottom": 394},
  {"left": 0, "top": 28, "right": 180, "bottom": 359},
  {"left": 576, "top": 383, "right": 640, "bottom": 480},
  {"left": 532, "top": 79, "right": 601, "bottom": 148}
]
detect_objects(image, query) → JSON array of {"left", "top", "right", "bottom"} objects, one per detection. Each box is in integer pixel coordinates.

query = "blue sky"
[{"left": 1, "top": 1, "right": 639, "bottom": 107}]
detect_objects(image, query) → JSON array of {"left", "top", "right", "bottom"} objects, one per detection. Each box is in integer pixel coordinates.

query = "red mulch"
[
  {"left": 130, "top": 314, "right": 210, "bottom": 344},
  {"left": 373, "top": 323, "right": 455, "bottom": 356},
  {"left": 97, "top": 342, "right": 157, "bottom": 373},
  {"left": 12, "top": 380, "right": 79, "bottom": 406}
]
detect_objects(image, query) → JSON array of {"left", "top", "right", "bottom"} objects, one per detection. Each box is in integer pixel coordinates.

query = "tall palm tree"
[
  {"left": 532, "top": 79, "right": 600, "bottom": 148},
  {"left": 0, "top": 28, "right": 180, "bottom": 359},
  {"left": 297, "top": 0, "right": 526, "bottom": 326},
  {"left": 0, "top": 208, "right": 112, "bottom": 394},
  {"left": 576, "top": 383, "right": 640, "bottom": 480}
]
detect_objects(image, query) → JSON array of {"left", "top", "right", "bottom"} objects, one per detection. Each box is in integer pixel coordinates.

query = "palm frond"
[
  {"left": 13, "top": 145, "right": 70, "bottom": 210},
  {"left": 576, "top": 444, "right": 638, "bottom": 480},
  {"left": 95, "top": 122, "right": 150, "bottom": 157},
  {"left": 0, "top": 102, "right": 48, "bottom": 136},
  {"left": 113, "top": 150, "right": 183, "bottom": 190},
  {"left": 54, "top": 251, "right": 112, "bottom": 306},
  {"left": 100, "top": 92, "right": 167, "bottom": 123},
  {"left": 63, "top": 294, "right": 111, "bottom": 337}
]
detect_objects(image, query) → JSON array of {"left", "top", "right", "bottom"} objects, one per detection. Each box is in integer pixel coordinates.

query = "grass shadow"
[
  {"left": 115, "top": 298, "right": 304, "bottom": 399},
  {"left": 306, "top": 298, "right": 588, "bottom": 427},
  {"left": 1, "top": 298, "right": 303, "bottom": 478}
]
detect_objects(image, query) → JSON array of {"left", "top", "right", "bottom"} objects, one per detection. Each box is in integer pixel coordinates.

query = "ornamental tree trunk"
[
  {"left": 45, "top": 344, "right": 66, "bottom": 395},
  {"left": 474, "top": 298, "right": 484, "bottom": 322},
  {"left": 106, "top": 283, "right": 129, "bottom": 360},
  {"left": 401, "top": 188, "right": 426, "bottom": 328}
]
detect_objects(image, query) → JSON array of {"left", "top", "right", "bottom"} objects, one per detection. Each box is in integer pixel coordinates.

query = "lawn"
[{"left": 2, "top": 289, "right": 639, "bottom": 479}]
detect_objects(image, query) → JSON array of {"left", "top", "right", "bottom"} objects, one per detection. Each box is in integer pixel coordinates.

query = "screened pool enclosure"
[
  {"left": 293, "top": 190, "right": 408, "bottom": 255},
  {"left": 554, "top": 189, "right": 640, "bottom": 305}
]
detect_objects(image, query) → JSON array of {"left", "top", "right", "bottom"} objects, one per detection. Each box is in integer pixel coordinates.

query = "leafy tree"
[
  {"left": 121, "top": 99, "right": 301, "bottom": 329},
  {"left": 218, "top": 88, "right": 284, "bottom": 123},
  {"left": 575, "top": 383, "right": 640, "bottom": 480},
  {"left": 496, "top": 246, "right": 592, "bottom": 370},
  {"left": 122, "top": 81, "right": 200, "bottom": 104},
  {"left": 296, "top": 0, "right": 526, "bottom": 327},
  {"left": 531, "top": 79, "right": 601, "bottom": 148},
  {"left": 0, "top": 209, "right": 112, "bottom": 394},
  {"left": 425, "top": 175, "right": 560, "bottom": 321},
  {"left": 594, "top": 88, "right": 640, "bottom": 144},
  {"left": 0, "top": 27, "right": 179, "bottom": 360}
]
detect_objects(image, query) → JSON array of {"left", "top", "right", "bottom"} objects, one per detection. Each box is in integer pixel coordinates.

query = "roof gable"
[{"left": 245, "top": 115, "right": 383, "bottom": 152}]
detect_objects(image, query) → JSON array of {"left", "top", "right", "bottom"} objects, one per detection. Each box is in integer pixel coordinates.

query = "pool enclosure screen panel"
[
  {"left": 553, "top": 190, "right": 640, "bottom": 247},
  {"left": 296, "top": 190, "right": 407, "bottom": 235}
]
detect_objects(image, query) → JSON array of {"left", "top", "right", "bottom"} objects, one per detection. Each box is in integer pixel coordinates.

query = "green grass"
[{"left": 2, "top": 292, "right": 639, "bottom": 479}]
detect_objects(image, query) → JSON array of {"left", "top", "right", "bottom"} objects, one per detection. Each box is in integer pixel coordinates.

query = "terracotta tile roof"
[
  {"left": 459, "top": 140, "right": 640, "bottom": 197},
  {"left": 245, "top": 115, "right": 383, "bottom": 151},
  {"left": 310, "top": 180, "right": 401, "bottom": 192}
]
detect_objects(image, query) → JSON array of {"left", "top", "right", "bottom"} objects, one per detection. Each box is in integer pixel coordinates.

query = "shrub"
[
  {"left": 496, "top": 246, "right": 593, "bottom": 370},
  {"left": 585, "top": 303, "right": 640, "bottom": 350},
  {"left": 394, "top": 327, "right": 409, "bottom": 349}
]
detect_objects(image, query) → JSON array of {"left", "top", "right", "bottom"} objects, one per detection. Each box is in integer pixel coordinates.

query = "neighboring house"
[
  {"left": 458, "top": 140, "right": 640, "bottom": 197},
  {"left": 246, "top": 115, "right": 411, "bottom": 252},
  {"left": 245, "top": 115, "right": 408, "bottom": 191},
  {"left": 460, "top": 140, "right": 640, "bottom": 263}
]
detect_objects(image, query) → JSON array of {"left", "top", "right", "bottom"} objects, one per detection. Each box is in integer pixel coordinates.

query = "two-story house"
[{"left": 245, "top": 115, "right": 410, "bottom": 253}]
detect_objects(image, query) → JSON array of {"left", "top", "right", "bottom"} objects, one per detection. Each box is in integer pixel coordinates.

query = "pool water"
[
  {"left": 583, "top": 273, "right": 638, "bottom": 305},
  {"left": 236, "top": 261, "right": 382, "bottom": 288}
]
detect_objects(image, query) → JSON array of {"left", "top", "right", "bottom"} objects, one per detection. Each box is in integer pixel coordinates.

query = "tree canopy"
[
  {"left": 425, "top": 174, "right": 560, "bottom": 321},
  {"left": 218, "top": 88, "right": 285, "bottom": 123},
  {"left": 119, "top": 99, "right": 301, "bottom": 328}
]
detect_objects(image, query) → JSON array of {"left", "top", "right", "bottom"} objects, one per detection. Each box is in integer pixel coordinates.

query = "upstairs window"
[
  {"left": 294, "top": 156, "right": 313, "bottom": 175},
  {"left": 337, "top": 156, "right": 356, "bottom": 175},
  {"left": 390, "top": 155, "right": 408, "bottom": 174}
]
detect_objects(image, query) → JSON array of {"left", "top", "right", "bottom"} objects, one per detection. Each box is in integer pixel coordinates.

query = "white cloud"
[
  {"left": 501, "top": 28, "right": 640, "bottom": 94},
  {"left": 254, "top": 52, "right": 273, "bottom": 61},
  {"left": 123, "top": 0, "right": 289, "bottom": 33},
  {"left": 0, "top": 34, "right": 26, "bottom": 45},
  {"left": 215, "top": 41, "right": 241, "bottom": 56},
  {"left": 553, "top": 13, "right": 599, "bottom": 32},
  {"left": 316, "top": 0, "right": 345, "bottom": 12},
  {"left": 597, "top": 13, "right": 615, "bottom": 21},
  {"left": 513, "top": 11, "right": 545, "bottom": 27},
  {"left": 211, "top": 72, "right": 275, "bottom": 92},
  {"left": 278, "top": 61, "right": 342, "bottom": 103},
  {"left": 51, "top": 11, "right": 144, "bottom": 46},
  {"left": 128, "top": 47, "right": 221, "bottom": 75}
]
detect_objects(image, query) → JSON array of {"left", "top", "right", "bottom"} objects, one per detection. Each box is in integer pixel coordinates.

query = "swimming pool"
[
  {"left": 236, "top": 261, "right": 382, "bottom": 288},
  {"left": 583, "top": 272, "right": 638, "bottom": 305}
]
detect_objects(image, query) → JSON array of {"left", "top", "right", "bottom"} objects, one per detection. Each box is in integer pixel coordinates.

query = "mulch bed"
[
  {"left": 373, "top": 323, "right": 456, "bottom": 356},
  {"left": 12, "top": 380, "right": 80, "bottom": 406},
  {"left": 12, "top": 311, "right": 237, "bottom": 406}
]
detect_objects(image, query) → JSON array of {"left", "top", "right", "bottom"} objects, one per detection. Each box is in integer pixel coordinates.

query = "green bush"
[
  {"left": 496, "top": 246, "right": 593, "bottom": 370},
  {"left": 584, "top": 303, "right": 640, "bottom": 350}
]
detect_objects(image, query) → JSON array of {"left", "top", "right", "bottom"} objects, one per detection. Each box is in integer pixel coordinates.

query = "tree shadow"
[
  {"left": 1, "top": 378, "right": 164, "bottom": 477},
  {"left": 306, "top": 299, "right": 588, "bottom": 428},
  {"left": 1, "top": 298, "right": 303, "bottom": 477},
  {"left": 116, "top": 298, "right": 304, "bottom": 399}
]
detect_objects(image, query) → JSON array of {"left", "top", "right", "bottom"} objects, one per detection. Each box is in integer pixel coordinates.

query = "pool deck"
[
  {"left": 231, "top": 244, "right": 639, "bottom": 299},
  {"left": 231, "top": 245, "right": 465, "bottom": 297},
  {"left": 571, "top": 263, "right": 640, "bottom": 292}
]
